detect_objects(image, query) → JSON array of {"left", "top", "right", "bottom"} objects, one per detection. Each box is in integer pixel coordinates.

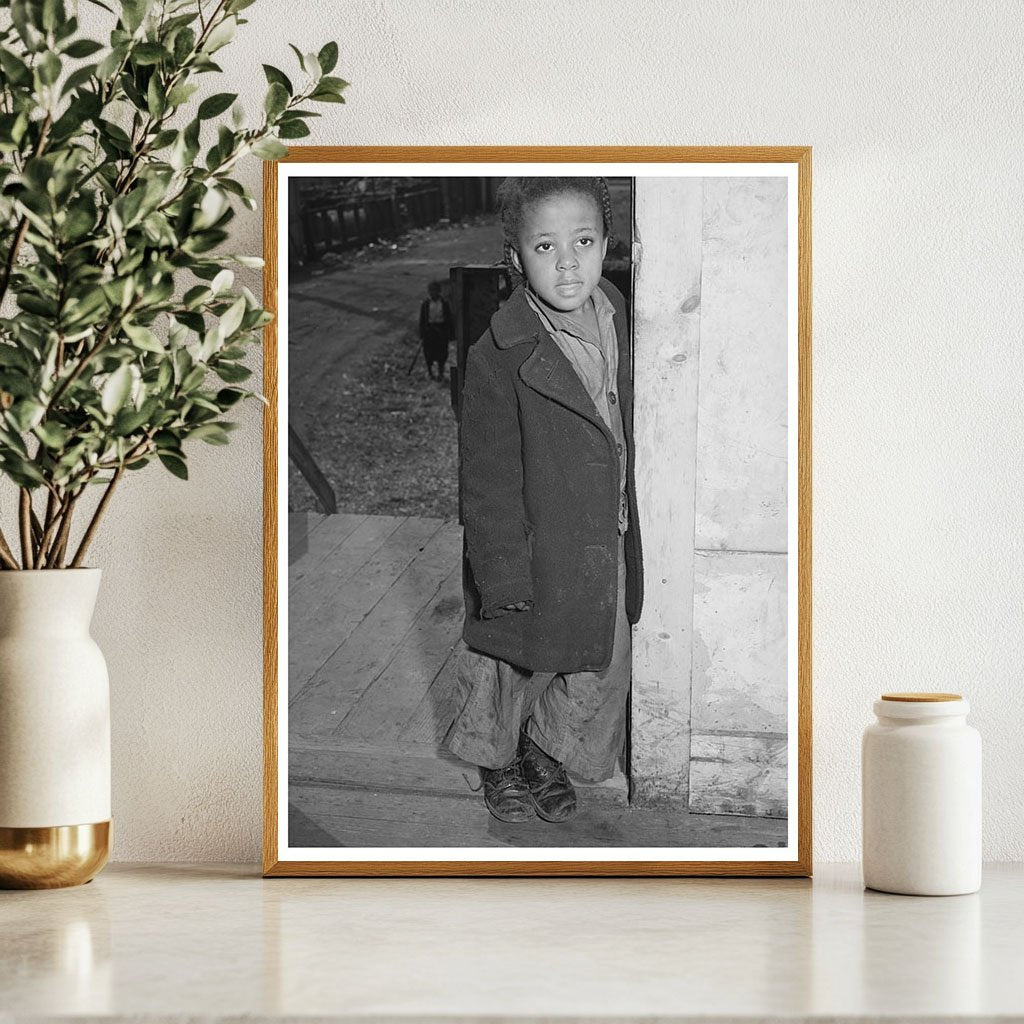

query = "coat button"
[{"left": 608, "top": 391, "right": 617, "bottom": 405}]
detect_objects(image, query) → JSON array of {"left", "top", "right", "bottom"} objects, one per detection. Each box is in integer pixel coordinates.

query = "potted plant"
[{"left": 0, "top": 0, "right": 345, "bottom": 887}]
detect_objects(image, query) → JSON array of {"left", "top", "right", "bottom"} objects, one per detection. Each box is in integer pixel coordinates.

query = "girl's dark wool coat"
[{"left": 459, "top": 277, "right": 644, "bottom": 674}]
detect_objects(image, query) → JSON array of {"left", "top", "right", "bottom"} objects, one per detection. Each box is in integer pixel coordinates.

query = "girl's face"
[{"left": 512, "top": 192, "right": 608, "bottom": 314}]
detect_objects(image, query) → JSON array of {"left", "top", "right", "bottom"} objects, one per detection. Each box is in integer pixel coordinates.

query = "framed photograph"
[{"left": 263, "top": 147, "right": 812, "bottom": 876}]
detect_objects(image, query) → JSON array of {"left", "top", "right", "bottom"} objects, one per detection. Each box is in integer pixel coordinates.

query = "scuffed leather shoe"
[
  {"left": 519, "top": 730, "right": 577, "bottom": 822},
  {"left": 481, "top": 758, "right": 534, "bottom": 823}
]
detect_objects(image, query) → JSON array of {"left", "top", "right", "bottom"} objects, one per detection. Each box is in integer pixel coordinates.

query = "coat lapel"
[
  {"left": 518, "top": 331, "right": 610, "bottom": 436},
  {"left": 496, "top": 278, "right": 631, "bottom": 442}
]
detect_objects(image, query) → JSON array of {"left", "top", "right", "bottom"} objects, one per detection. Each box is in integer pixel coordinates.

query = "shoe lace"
[
  {"left": 464, "top": 762, "right": 525, "bottom": 794},
  {"left": 488, "top": 761, "right": 526, "bottom": 793}
]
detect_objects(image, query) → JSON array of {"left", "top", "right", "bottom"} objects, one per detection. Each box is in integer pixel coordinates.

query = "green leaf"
[
  {"left": 146, "top": 74, "right": 166, "bottom": 117},
  {"left": 195, "top": 186, "right": 227, "bottom": 229},
  {"left": 318, "top": 41, "right": 339, "bottom": 75},
  {"left": 0, "top": 49, "right": 33, "bottom": 87},
  {"left": 38, "top": 51, "right": 62, "bottom": 86},
  {"left": 213, "top": 362, "right": 251, "bottom": 384},
  {"left": 277, "top": 120, "right": 310, "bottom": 140},
  {"left": 123, "top": 321, "right": 164, "bottom": 353},
  {"left": 251, "top": 137, "right": 287, "bottom": 160},
  {"left": 156, "top": 359, "right": 173, "bottom": 392},
  {"left": 176, "top": 311, "right": 206, "bottom": 333},
  {"left": 168, "top": 117, "right": 201, "bottom": 171},
  {"left": 173, "top": 26, "right": 196, "bottom": 65},
  {"left": 149, "top": 128, "right": 177, "bottom": 149},
  {"left": 300, "top": 51, "right": 321, "bottom": 80},
  {"left": 9, "top": 399, "right": 45, "bottom": 432},
  {"left": 189, "top": 422, "right": 230, "bottom": 445},
  {"left": 60, "top": 62, "right": 98, "bottom": 96},
  {"left": 57, "top": 15, "right": 78, "bottom": 42},
  {"left": 203, "top": 16, "right": 236, "bottom": 53},
  {"left": 121, "top": 0, "right": 152, "bottom": 33},
  {"left": 0, "top": 423, "right": 30, "bottom": 457},
  {"left": 198, "top": 91, "right": 236, "bottom": 119},
  {"left": 34, "top": 420, "right": 70, "bottom": 449},
  {"left": 1, "top": 455, "right": 46, "bottom": 487},
  {"left": 226, "top": 0, "right": 256, "bottom": 11},
  {"left": 0, "top": 346, "right": 30, "bottom": 371},
  {"left": 319, "top": 76, "right": 349, "bottom": 93},
  {"left": 102, "top": 277, "right": 134, "bottom": 309},
  {"left": 154, "top": 429, "right": 182, "bottom": 453},
  {"left": 197, "top": 328, "right": 220, "bottom": 363},
  {"left": 18, "top": 292, "right": 58, "bottom": 317},
  {"left": 210, "top": 269, "right": 234, "bottom": 294},
  {"left": 42, "top": 0, "right": 67, "bottom": 33},
  {"left": 101, "top": 365, "right": 133, "bottom": 414},
  {"left": 112, "top": 189, "right": 147, "bottom": 230},
  {"left": 0, "top": 366, "right": 37, "bottom": 399},
  {"left": 63, "top": 38, "right": 104, "bottom": 58},
  {"left": 218, "top": 295, "right": 246, "bottom": 339},
  {"left": 264, "top": 82, "right": 288, "bottom": 118},
  {"left": 215, "top": 388, "right": 246, "bottom": 408},
  {"left": 181, "top": 364, "right": 206, "bottom": 391},
  {"left": 99, "top": 118, "right": 132, "bottom": 149},
  {"left": 112, "top": 405, "right": 151, "bottom": 435},
  {"left": 188, "top": 263, "right": 220, "bottom": 282},
  {"left": 96, "top": 43, "right": 127, "bottom": 81},
  {"left": 166, "top": 82, "right": 200, "bottom": 107},
  {"left": 10, "top": 1, "right": 45, "bottom": 52},
  {"left": 158, "top": 452, "right": 188, "bottom": 479},
  {"left": 309, "top": 89, "right": 345, "bottom": 104},
  {"left": 262, "top": 64, "right": 292, "bottom": 94},
  {"left": 132, "top": 42, "right": 169, "bottom": 66}
]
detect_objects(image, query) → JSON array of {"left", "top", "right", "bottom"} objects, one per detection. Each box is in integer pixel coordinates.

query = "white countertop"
[{"left": 2, "top": 862, "right": 1021, "bottom": 1021}]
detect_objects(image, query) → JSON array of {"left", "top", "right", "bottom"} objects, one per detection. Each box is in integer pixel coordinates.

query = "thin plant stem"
[
  {"left": 70, "top": 465, "right": 124, "bottom": 568},
  {"left": 45, "top": 492, "right": 79, "bottom": 569},
  {"left": 0, "top": 113, "right": 52, "bottom": 308},
  {"left": 0, "top": 216, "right": 30, "bottom": 310},
  {"left": 45, "top": 300, "right": 139, "bottom": 415},
  {"left": 18, "top": 489, "right": 34, "bottom": 569},
  {"left": 0, "top": 528, "right": 19, "bottom": 570},
  {"left": 29, "top": 507, "right": 43, "bottom": 546},
  {"left": 36, "top": 489, "right": 68, "bottom": 567},
  {"left": 42, "top": 489, "right": 56, "bottom": 533}
]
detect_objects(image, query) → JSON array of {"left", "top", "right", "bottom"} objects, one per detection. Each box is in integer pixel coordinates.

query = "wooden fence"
[{"left": 292, "top": 179, "right": 495, "bottom": 264}]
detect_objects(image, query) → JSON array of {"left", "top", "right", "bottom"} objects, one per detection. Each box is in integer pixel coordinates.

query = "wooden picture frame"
[{"left": 263, "top": 147, "right": 812, "bottom": 877}]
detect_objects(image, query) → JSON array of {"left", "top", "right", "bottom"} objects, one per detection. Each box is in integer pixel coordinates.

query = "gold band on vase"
[{"left": 0, "top": 821, "right": 111, "bottom": 889}]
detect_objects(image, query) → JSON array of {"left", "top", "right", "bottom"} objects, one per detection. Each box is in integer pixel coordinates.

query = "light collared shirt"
[{"left": 525, "top": 285, "right": 629, "bottom": 534}]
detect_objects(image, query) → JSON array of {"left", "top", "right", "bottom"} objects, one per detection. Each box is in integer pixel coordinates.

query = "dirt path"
[{"left": 286, "top": 217, "right": 504, "bottom": 515}]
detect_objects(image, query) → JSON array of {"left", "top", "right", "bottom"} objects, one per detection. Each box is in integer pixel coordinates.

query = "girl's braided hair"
[{"left": 496, "top": 177, "right": 614, "bottom": 279}]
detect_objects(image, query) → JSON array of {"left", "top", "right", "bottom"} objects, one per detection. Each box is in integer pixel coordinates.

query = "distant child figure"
[
  {"left": 418, "top": 280, "right": 453, "bottom": 381},
  {"left": 444, "top": 178, "right": 644, "bottom": 823}
]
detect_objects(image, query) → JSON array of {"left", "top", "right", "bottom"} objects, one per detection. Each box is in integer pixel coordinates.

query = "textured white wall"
[{"left": 61, "top": 0, "right": 1023, "bottom": 862}]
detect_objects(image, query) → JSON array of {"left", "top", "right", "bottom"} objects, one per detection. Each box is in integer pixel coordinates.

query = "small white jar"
[{"left": 862, "top": 692, "right": 981, "bottom": 896}]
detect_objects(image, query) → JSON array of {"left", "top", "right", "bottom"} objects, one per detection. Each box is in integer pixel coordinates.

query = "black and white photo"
[{"left": 263, "top": 149, "right": 811, "bottom": 876}]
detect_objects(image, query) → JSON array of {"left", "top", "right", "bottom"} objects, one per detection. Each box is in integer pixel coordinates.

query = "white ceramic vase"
[{"left": 0, "top": 569, "right": 111, "bottom": 888}]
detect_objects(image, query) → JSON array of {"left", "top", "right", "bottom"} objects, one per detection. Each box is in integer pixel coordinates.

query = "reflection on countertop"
[{"left": 1, "top": 862, "right": 1020, "bottom": 1019}]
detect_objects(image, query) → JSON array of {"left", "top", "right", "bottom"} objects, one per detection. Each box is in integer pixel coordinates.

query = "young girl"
[{"left": 444, "top": 177, "right": 644, "bottom": 823}]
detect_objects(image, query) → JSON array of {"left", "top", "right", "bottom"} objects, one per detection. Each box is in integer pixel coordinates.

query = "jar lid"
[
  {"left": 881, "top": 692, "right": 962, "bottom": 702},
  {"left": 874, "top": 695, "right": 969, "bottom": 719}
]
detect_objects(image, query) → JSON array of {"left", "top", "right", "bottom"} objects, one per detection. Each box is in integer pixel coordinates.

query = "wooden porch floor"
[{"left": 287, "top": 512, "right": 787, "bottom": 849}]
